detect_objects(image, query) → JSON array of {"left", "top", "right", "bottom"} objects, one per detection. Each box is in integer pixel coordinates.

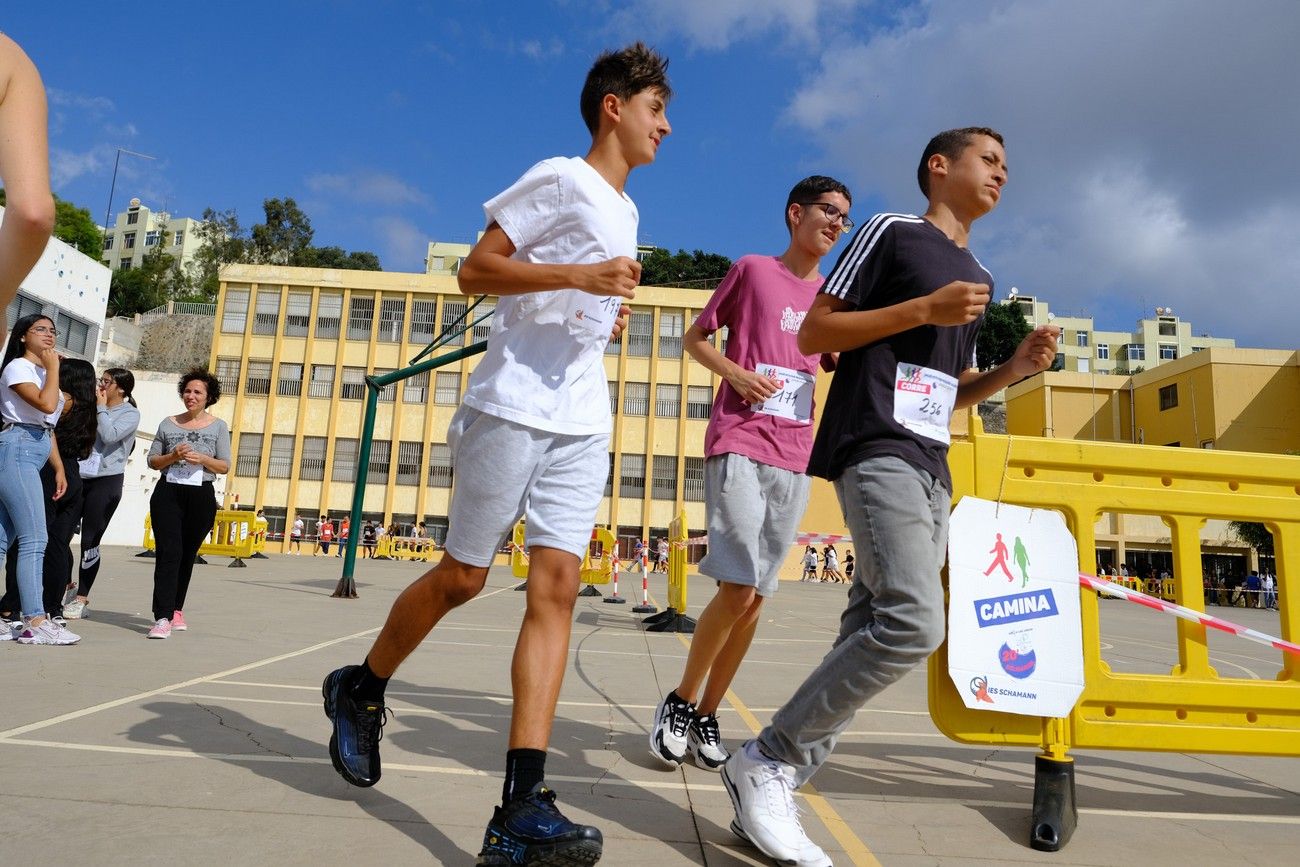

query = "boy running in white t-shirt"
[
  {"left": 322, "top": 43, "right": 671, "bottom": 866},
  {"left": 649, "top": 176, "right": 851, "bottom": 773}
]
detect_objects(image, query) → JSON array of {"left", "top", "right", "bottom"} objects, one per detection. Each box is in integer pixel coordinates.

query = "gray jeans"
[{"left": 758, "top": 455, "right": 950, "bottom": 785}]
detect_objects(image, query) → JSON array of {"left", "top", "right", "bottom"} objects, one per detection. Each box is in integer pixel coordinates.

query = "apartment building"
[{"left": 101, "top": 197, "right": 206, "bottom": 273}]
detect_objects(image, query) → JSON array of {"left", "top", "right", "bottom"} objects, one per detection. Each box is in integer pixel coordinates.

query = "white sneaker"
[
  {"left": 62, "top": 584, "right": 80, "bottom": 608},
  {"left": 723, "top": 741, "right": 832, "bottom": 866},
  {"left": 63, "top": 599, "right": 88, "bottom": 619},
  {"left": 649, "top": 690, "right": 694, "bottom": 767},
  {"left": 16, "top": 619, "right": 81, "bottom": 645},
  {"left": 687, "top": 712, "right": 729, "bottom": 771},
  {"left": 0, "top": 622, "right": 14, "bottom": 641}
]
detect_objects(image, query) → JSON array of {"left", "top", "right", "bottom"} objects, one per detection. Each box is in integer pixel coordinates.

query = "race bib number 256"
[{"left": 893, "top": 363, "right": 957, "bottom": 444}]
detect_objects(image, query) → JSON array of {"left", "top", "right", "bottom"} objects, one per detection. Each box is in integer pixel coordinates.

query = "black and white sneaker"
[
  {"left": 649, "top": 689, "right": 694, "bottom": 767},
  {"left": 687, "top": 712, "right": 729, "bottom": 771}
]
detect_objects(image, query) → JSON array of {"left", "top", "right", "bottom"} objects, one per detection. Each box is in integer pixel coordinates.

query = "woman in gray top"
[
  {"left": 144, "top": 368, "right": 230, "bottom": 639},
  {"left": 62, "top": 367, "right": 141, "bottom": 619}
]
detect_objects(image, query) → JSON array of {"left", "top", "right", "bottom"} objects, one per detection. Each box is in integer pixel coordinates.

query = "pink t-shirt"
[{"left": 695, "top": 255, "right": 831, "bottom": 473}]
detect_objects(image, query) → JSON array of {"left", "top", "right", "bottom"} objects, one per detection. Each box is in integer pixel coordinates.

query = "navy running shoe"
[
  {"left": 476, "top": 784, "right": 603, "bottom": 865},
  {"left": 322, "top": 665, "right": 388, "bottom": 787}
]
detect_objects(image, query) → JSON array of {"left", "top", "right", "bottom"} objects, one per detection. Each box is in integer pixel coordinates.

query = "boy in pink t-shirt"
[{"left": 650, "top": 176, "right": 851, "bottom": 772}]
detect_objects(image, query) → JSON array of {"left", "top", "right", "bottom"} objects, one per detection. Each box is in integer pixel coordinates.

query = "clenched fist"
[
  {"left": 927, "top": 281, "right": 991, "bottom": 326},
  {"left": 583, "top": 256, "right": 640, "bottom": 298}
]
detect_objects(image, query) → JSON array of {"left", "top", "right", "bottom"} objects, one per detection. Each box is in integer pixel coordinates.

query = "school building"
[{"left": 1004, "top": 347, "right": 1299, "bottom": 578}]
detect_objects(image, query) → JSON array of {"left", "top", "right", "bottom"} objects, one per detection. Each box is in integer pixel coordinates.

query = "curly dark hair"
[
  {"left": 55, "top": 358, "right": 98, "bottom": 460},
  {"left": 580, "top": 42, "right": 672, "bottom": 135},
  {"left": 177, "top": 367, "right": 222, "bottom": 407}
]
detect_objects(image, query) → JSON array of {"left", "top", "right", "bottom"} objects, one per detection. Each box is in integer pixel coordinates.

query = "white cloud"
[
  {"left": 779, "top": 0, "right": 1300, "bottom": 348},
  {"left": 51, "top": 145, "right": 112, "bottom": 188},
  {"left": 374, "top": 216, "right": 430, "bottom": 271},
  {"left": 306, "top": 171, "right": 430, "bottom": 207},
  {"left": 617, "top": 0, "right": 872, "bottom": 49},
  {"left": 46, "top": 87, "right": 115, "bottom": 116}
]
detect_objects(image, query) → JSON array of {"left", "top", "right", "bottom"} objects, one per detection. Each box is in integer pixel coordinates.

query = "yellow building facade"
[{"left": 208, "top": 263, "right": 854, "bottom": 567}]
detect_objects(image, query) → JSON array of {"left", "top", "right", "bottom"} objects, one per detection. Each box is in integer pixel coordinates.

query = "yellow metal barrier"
[
  {"left": 930, "top": 411, "right": 1299, "bottom": 850},
  {"left": 144, "top": 510, "right": 257, "bottom": 565},
  {"left": 580, "top": 526, "right": 617, "bottom": 586},
  {"left": 374, "top": 536, "right": 438, "bottom": 562},
  {"left": 642, "top": 511, "right": 696, "bottom": 632}
]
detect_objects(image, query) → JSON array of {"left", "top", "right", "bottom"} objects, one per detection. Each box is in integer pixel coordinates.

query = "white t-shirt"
[
  {"left": 462, "top": 156, "right": 639, "bottom": 435},
  {"left": 292, "top": 519, "right": 304, "bottom": 538},
  {"left": 0, "top": 358, "right": 63, "bottom": 426}
]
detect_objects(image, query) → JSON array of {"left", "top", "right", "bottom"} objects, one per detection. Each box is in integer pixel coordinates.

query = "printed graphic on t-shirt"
[
  {"left": 892, "top": 363, "right": 957, "bottom": 445},
  {"left": 779, "top": 306, "right": 806, "bottom": 335},
  {"left": 753, "top": 363, "right": 815, "bottom": 424}
]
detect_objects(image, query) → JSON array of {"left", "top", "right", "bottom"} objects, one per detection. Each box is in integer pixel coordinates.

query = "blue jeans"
[
  {"left": 758, "top": 455, "right": 950, "bottom": 785},
  {"left": 0, "top": 424, "right": 52, "bottom": 618}
]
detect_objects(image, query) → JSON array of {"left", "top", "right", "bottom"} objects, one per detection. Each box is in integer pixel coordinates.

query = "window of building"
[
  {"left": 717, "top": 326, "right": 729, "bottom": 355},
  {"left": 4, "top": 292, "right": 44, "bottom": 329},
  {"left": 652, "top": 455, "right": 677, "bottom": 500},
  {"left": 235, "top": 433, "right": 263, "bottom": 477},
  {"left": 1051, "top": 352, "right": 1065, "bottom": 371},
  {"left": 608, "top": 381, "right": 619, "bottom": 415},
  {"left": 684, "top": 457, "right": 705, "bottom": 502},
  {"left": 145, "top": 230, "right": 160, "bottom": 247},
  {"left": 624, "top": 381, "right": 649, "bottom": 416},
  {"left": 55, "top": 312, "right": 92, "bottom": 356},
  {"left": 285, "top": 291, "right": 312, "bottom": 337},
  {"left": 267, "top": 435, "right": 295, "bottom": 479},
  {"left": 655, "top": 383, "right": 681, "bottom": 417},
  {"left": 126, "top": 210, "right": 139, "bottom": 225},
  {"left": 441, "top": 299, "right": 467, "bottom": 345},
  {"left": 626, "top": 311, "right": 653, "bottom": 356},
  {"left": 605, "top": 453, "right": 615, "bottom": 497},
  {"left": 1076, "top": 331, "right": 1089, "bottom": 347},
  {"left": 117, "top": 260, "right": 131, "bottom": 271},
  {"left": 620, "top": 454, "right": 646, "bottom": 499},
  {"left": 245, "top": 360, "right": 272, "bottom": 395},
  {"left": 277, "top": 362, "right": 303, "bottom": 396},
  {"left": 341, "top": 366, "right": 367, "bottom": 400},
  {"left": 309, "top": 364, "right": 334, "bottom": 398},
  {"left": 1159, "top": 344, "right": 1178, "bottom": 360},
  {"left": 1126, "top": 344, "right": 1146, "bottom": 361},
  {"left": 1159, "top": 384, "right": 1178, "bottom": 411},
  {"left": 471, "top": 304, "right": 495, "bottom": 343},
  {"left": 658, "top": 311, "right": 683, "bottom": 357},
  {"left": 123, "top": 232, "right": 136, "bottom": 249},
  {"left": 299, "top": 436, "right": 327, "bottom": 480},
  {"left": 378, "top": 297, "right": 406, "bottom": 343},
  {"left": 332, "top": 438, "right": 359, "bottom": 482},
  {"left": 686, "top": 385, "right": 713, "bottom": 419},
  {"left": 434, "top": 371, "right": 460, "bottom": 404},
  {"left": 368, "top": 439, "right": 392, "bottom": 484},
  {"left": 348, "top": 295, "right": 375, "bottom": 341},
  {"left": 215, "top": 357, "right": 241, "bottom": 394},
  {"left": 396, "top": 441, "right": 423, "bottom": 486},
  {"left": 1097, "top": 344, "right": 1110, "bottom": 360},
  {"left": 221, "top": 288, "right": 250, "bottom": 333},
  {"left": 427, "top": 443, "right": 453, "bottom": 488},
  {"left": 174, "top": 230, "right": 184, "bottom": 246},
  {"left": 410, "top": 299, "right": 437, "bottom": 344},
  {"left": 317, "top": 292, "right": 343, "bottom": 338},
  {"left": 102, "top": 236, "right": 113, "bottom": 251},
  {"left": 404, "top": 370, "right": 429, "bottom": 403},
  {"left": 1158, "top": 321, "right": 1177, "bottom": 337},
  {"left": 374, "top": 368, "right": 396, "bottom": 402},
  {"left": 253, "top": 288, "right": 281, "bottom": 335},
  {"left": 606, "top": 329, "right": 622, "bottom": 355}
]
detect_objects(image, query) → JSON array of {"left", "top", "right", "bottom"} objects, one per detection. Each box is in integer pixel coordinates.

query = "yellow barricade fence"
[
  {"left": 144, "top": 510, "right": 257, "bottom": 565},
  {"left": 930, "top": 411, "right": 1299, "bottom": 851},
  {"left": 374, "top": 536, "right": 438, "bottom": 562},
  {"left": 643, "top": 511, "right": 695, "bottom": 632},
  {"left": 507, "top": 522, "right": 617, "bottom": 591}
]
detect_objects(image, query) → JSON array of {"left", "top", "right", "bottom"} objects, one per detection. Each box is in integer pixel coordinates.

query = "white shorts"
[{"left": 444, "top": 405, "right": 609, "bottom": 567}]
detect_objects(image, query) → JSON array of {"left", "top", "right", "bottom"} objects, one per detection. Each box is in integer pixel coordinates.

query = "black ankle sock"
[
  {"left": 502, "top": 748, "right": 547, "bottom": 805},
  {"left": 349, "top": 659, "right": 390, "bottom": 702}
]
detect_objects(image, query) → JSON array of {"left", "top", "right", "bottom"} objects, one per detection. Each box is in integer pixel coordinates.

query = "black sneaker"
[
  {"left": 322, "top": 665, "right": 388, "bottom": 787},
  {"left": 476, "top": 784, "right": 603, "bottom": 865},
  {"left": 648, "top": 690, "right": 694, "bottom": 767}
]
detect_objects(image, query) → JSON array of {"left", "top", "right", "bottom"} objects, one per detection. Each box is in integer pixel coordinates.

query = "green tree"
[
  {"left": 976, "top": 301, "right": 1033, "bottom": 370},
  {"left": 184, "top": 208, "right": 248, "bottom": 303},
  {"left": 0, "top": 189, "right": 102, "bottom": 258},
  {"left": 251, "top": 197, "right": 314, "bottom": 265},
  {"left": 301, "top": 245, "right": 382, "bottom": 271},
  {"left": 639, "top": 248, "right": 732, "bottom": 288},
  {"left": 1228, "top": 522, "right": 1274, "bottom": 555},
  {"left": 107, "top": 227, "right": 181, "bottom": 316}
]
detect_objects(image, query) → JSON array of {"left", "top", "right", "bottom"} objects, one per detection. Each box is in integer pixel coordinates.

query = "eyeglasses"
[
  {"left": 798, "top": 201, "right": 854, "bottom": 231},
  {"left": 29, "top": 326, "right": 58, "bottom": 336}
]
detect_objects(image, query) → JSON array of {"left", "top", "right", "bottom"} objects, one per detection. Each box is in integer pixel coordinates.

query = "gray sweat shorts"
[{"left": 697, "top": 453, "right": 811, "bottom": 597}]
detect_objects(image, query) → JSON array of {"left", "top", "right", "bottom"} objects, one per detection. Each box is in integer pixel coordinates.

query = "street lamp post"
[{"left": 102, "top": 147, "right": 157, "bottom": 238}]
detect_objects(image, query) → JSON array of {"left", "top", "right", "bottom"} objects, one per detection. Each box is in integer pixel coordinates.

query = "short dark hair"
[
  {"left": 178, "top": 366, "right": 222, "bottom": 407},
  {"left": 580, "top": 42, "right": 672, "bottom": 135},
  {"left": 785, "top": 175, "right": 852, "bottom": 233},
  {"left": 917, "top": 127, "right": 1005, "bottom": 196}
]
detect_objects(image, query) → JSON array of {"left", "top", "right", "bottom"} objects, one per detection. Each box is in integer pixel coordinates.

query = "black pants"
[
  {"left": 76, "top": 473, "right": 125, "bottom": 597},
  {"left": 0, "top": 460, "right": 81, "bottom": 618},
  {"left": 150, "top": 479, "right": 217, "bottom": 621}
]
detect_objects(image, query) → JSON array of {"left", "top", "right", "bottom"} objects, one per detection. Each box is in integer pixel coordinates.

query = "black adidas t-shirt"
[{"left": 807, "top": 214, "right": 988, "bottom": 490}]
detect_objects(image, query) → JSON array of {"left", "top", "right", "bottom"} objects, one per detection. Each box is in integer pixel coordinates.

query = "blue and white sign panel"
[{"left": 947, "top": 497, "right": 1084, "bottom": 718}]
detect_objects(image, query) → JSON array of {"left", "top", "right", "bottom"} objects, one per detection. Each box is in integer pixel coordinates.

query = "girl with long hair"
[
  {"left": 0, "top": 313, "right": 78, "bottom": 644},
  {"left": 62, "top": 367, "right": 140, "bottom": 619}
]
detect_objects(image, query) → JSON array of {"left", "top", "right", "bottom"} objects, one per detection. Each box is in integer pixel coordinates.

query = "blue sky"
[{"left": 10, "top": 1, "right": 1298, "bottom": 349}]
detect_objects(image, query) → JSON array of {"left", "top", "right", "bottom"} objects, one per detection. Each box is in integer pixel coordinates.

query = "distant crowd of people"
[{"left": 800, "top": 544, "right": 853, "bottom": 584}]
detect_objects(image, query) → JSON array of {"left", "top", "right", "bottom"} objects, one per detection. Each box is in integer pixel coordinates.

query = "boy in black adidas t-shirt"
[{"left": 722, "top": 127, "right": 1058, "bottom": 866}]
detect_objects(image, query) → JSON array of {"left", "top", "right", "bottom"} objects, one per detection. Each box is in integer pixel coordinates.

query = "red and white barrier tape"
[
  {"left": 1080, "top": 573, "right": 1297, "bottom": 658},
  {"left": 796, "top": 532, "right": 849, "bottom": 546}
]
